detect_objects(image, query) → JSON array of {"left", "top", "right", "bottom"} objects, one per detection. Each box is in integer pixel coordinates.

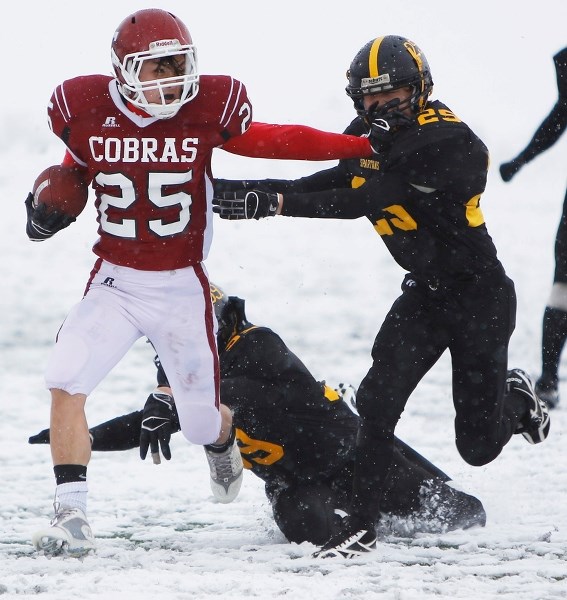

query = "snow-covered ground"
[{"left": 1, "top": 1, "right": 565, "bottom": 598}]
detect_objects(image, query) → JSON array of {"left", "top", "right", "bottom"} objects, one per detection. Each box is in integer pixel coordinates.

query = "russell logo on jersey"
[{"left": 103, "top": 117, "right": 120, "bottom": 128}]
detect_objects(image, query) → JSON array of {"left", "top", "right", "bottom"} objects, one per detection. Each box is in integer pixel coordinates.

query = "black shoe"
[
  {"left": 534, "top": 376, "right": 559, "bottom": 409},
  {"left": 507, "top": 368, "right": 551, "bottom": 444},
  {"left": 312, "top": 517, "right": 376, "bottom": 559},
  {"left": 417, "top": 481, "right": 487, "bottom": 533}
]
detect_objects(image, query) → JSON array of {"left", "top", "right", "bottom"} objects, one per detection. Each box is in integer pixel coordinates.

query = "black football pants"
[
  {"left": 270, "top": 437, "right": 486, "bottom": 544},
  {"left": 351, "top": 268, "right": 527, "bottom": 523}
]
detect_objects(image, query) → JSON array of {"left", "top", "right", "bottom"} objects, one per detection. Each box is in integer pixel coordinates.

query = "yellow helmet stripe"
[
  {"left": 404, "top": 41, "right": 424, "bottom": 73},
  {"left": 368, "top": 37, "right": 385, "bottom": 78},
  {"left": 404, "top": 41, "right": 425, "bottom": 94}
]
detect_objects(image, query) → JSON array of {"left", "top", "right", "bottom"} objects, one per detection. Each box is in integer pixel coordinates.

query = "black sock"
[
  {"left": 54, "top": 464, "right": 87, "bottom": 485},
  {"left": 205, "top": 425, "right": 235, "bottom": 453}
]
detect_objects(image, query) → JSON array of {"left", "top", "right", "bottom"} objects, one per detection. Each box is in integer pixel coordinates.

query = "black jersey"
[
  {"left": 220, "top": 101, "right": 501, "bottom": 283},
  {"left": 218, "top": 325, "right": 358, "bottom": 487}
]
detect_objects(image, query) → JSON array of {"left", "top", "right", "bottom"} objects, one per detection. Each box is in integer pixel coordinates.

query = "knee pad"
[
  {"left": 271, "top": 484, "right": 342, "bottom": 545},
  {"left": 548, "top": 282, "right": 567, "bottom": 311}
]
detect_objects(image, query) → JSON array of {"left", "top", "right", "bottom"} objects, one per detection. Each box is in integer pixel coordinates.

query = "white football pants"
[{"left": 44, "top": 259, "right": 221, "bottom": 445}]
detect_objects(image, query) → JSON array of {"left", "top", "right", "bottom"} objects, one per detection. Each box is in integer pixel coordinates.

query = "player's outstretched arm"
[
  {"left": 29, "top": 410, "right": 150, "bottom": 452},
  {"left": 500, "top": 49, "right": 567, "bottom": 184}
]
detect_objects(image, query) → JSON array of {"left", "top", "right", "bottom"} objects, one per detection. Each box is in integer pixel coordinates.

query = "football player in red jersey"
[{"left": 26, "top": 8, "right": 377, "bottom": 557}]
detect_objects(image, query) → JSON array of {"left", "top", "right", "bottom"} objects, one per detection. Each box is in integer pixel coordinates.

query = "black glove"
[
  {"left": 212, "top": 190, "right": 279, "bottom": 220},
  {"left": 367, "top": 110, "right": 413, "bottom": 153},
  {"left": 499, "top": 160, "right": 524, "bottom": 182},
  {"left": 140, "top": 392, "right": 176, "bottom": 464},
  {"left": 25, "top": 192, "right": 76, "bottom": 241},
  {"left": 28, "top": 428, "right": 50, "bottom": 444}
]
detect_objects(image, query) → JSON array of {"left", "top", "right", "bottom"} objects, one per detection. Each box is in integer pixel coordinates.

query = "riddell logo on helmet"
[
  {"left": 361, "top": 74, "right": 390, "bottom": 87},
  {"left": 149, "top": 39, "right": 179, "bottom": 50}
]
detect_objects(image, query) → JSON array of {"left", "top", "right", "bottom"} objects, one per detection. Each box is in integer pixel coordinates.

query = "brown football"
[{"left": 32, "top": 165, "right": 89, "bottom": 217}]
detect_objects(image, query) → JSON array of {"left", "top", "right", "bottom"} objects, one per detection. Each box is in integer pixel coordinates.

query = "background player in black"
[
  {"left": 212, "top": 35, "right": 551, "bottom": 557},
  {"left": 30, "top": 285, "right": 486, "bottom": 546},
  {"left": 500, "top": 47, "right": 567, "bottom": 409}
]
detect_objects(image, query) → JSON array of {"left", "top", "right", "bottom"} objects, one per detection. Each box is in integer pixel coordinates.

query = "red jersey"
[
  {"left": 49, "top": 74, "right": 253, "bottom": 270},
  {"left": 49, "top": 75, "right": 373, "bottom": 270}
]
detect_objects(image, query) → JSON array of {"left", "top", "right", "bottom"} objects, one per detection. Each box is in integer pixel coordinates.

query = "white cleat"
[
  {"left": 32, "top": 507, "right": 95, "bottom": 557},
  {"left": 204, "top": 437, "right": 243, "bottom": 504}
]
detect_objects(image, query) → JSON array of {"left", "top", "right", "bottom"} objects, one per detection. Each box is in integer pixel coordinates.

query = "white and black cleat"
[
  {"left": 313, "top": 518, "right": 376, "bottom": 559},
  {"left": 507, "top": 368, "right": 551, "bottom": 444}
]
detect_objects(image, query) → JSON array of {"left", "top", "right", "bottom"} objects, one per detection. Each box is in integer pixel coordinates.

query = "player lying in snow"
[{"left": 29, "top": 285, "right": 486, "bottom": 544}]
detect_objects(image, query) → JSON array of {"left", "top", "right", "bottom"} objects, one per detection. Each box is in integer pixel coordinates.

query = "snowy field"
[{"left": 1, "top": 1, "right": 566, "bottom": 598}]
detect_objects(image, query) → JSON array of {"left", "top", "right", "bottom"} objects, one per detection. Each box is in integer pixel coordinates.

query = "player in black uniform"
[
  {"left": 212, "top": 35, "right": 551, "bottom": 557},
  {"left": 29, "top": 284, "right": 487, "bottom": 545},
  {"left": 500, "top": 47, "right": 567, "bottom": 409}
]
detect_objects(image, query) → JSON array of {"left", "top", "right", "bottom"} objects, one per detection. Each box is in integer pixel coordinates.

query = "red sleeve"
[
  {"left": 222, "top": 122, "right": 373, "bottom": 160},
  {"left": 61, "top": 150, "right": 79, "bottom": 167},
  {"left": 60, "top": 150, "right": 91, "bottom": 183}
]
